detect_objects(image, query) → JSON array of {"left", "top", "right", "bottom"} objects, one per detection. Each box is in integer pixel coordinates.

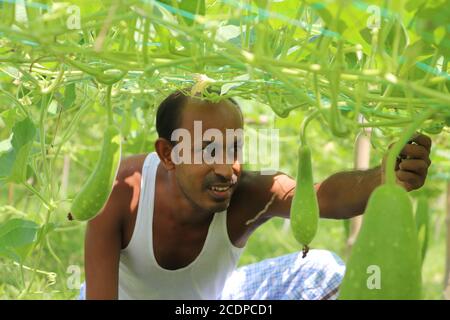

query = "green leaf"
[
  {"left": 47, "top": 100, "right": 58, "bottom": 115},
  {"left": 216, "top": 25, "right": 242, "bottom": 42},
  {"left": 0, "top": 150, "right": 15, "bottom": 180},
  {"left": 0, "top": 135, "right": 13, "bottom": 154},
  {"left": 0, "top": 108, "right": 19, "bottom": 131},
  {"left": 0, "top": 117, "right": 36, "bottom": 183},
  {"left": 11, "top": 119, "right": 36, "bottom": 183},
  {"left": 0, "top": 219, "right": 39, "bottom": 263},
  {"left": 35, "top": 222, "right": 57, "bottom": 245},
  {"left": 221, "top": 74, "right": 250, "bottom": 95},
  {"left": 0, "top": 219, "right": 39, "bottom": 249},
  {"left": 64, "top": 83, "right": 76, "bottom": 109},
  {"left": 11, "top": 117, "right": 36, "bottom": 150},
  {"left": 433, "top": 26, "right": 446, "bottom": 45}
]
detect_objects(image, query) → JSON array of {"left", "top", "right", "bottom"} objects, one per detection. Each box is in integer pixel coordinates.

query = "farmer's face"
[{"left": 173, "top": 98, "right": 243, "bottom": 213}]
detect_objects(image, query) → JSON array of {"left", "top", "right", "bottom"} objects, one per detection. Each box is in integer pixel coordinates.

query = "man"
[{"left": 80, "top": 89, "right": 432, "bottom": 300}]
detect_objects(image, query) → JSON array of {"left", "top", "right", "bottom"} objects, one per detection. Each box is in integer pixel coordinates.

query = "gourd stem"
[
  {"left": 22, "top": 182, "right": 52, "bottom": 209},
  {"left": 300, "top": 109, "right": 320, "bottom": 146},
  {"left": 41, "top": 65, "right": 64, "bottom": 94},
  {"left": 385, "top": 107, "right": 437, "bottom": 185}
]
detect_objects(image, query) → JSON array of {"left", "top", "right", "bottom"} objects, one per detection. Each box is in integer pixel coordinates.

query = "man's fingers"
[
  {"left": 399, "top": 144, "right": 431, "bottom": 165},
  {"left": 386, "top": 133, "right": 432, "bottom": 191},
  {"left": 408, "top": 133, "right": 432, "bottom": 153},
  {"left": 398, "top": 159, "right": 429, "bottom": 176},
  {"left": 396, "top": 170, "right": 423, "bottom": 190}
]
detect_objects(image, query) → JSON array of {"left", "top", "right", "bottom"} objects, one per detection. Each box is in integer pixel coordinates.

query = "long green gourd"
[
  {"left": 339, "top": 108, "right": 436, "bottom": 299},
  {"left": 415, "top": 196, "right": 429, "bottom": 265},
  {"left": 69, "top": 87, "right": 122, "bottom": 221},
  {"left": 290, "top": 111, "right": 320, "bottom": 258}
]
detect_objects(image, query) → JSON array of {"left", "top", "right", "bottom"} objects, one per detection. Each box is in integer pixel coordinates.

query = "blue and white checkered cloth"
[
  {"left": 79, "top": 249, "right": 345, "bottom": 300},
  {"left": 219, "top": 249, "right": 345, "bottom": 300}
]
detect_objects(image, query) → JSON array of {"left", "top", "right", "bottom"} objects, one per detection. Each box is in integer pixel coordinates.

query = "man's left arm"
[{"left": 251, "top": 134, "right": 432, "bottom": 221}]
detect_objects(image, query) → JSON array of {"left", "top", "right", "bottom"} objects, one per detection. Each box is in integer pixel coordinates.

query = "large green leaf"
[{"left": 0, "top": 218, "right": 39, "bottom": 262}]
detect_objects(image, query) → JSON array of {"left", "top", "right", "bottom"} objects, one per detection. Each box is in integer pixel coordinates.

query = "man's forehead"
[{"left": 180, "top": 97, "right": 243, "bottom": 131}]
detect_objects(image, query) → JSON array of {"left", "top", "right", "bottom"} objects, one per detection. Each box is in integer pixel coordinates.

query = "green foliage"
[
  {"left": 0, "top": 219, "right": 39, "bottom": 263},
  {"left": 0, "top": 117, "right": 36, "bottom": 183}
]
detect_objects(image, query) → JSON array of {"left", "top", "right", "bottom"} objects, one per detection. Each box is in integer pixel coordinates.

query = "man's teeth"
[{"left": 210, "top": 186, "right": 230, "bottom": 192}]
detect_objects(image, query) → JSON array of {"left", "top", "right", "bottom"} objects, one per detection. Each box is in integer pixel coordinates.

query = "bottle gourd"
[
  {"left": 69, "top": 125, "right": 121, "bottom": 221},
  {"left": 415, "top": 196, "right": 429, "bottom": 265},
  {"left": 290, "top": 145, "right": 319, "bottom": 258},
  {"left": 339, "top": 184, "right": 422, "bottom": 299}
]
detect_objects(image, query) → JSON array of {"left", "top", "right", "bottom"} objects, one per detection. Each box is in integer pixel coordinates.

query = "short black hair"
[{"left": 155, "top": 87, "right": 243, "bottom": 143}]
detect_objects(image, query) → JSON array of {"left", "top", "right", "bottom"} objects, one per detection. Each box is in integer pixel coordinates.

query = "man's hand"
[{"left": 382, "top": 133, "right": 432, "bottom": 192}]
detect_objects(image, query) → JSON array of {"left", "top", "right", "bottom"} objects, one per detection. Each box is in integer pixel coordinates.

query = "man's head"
[{"left": 155, "top": 88, "right": 244, "bottom": 213}]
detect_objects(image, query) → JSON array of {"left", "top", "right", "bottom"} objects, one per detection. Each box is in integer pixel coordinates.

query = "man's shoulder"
[
  {"left": 110, "top": 153, "right": 148, "bottom": 212},
  {"left": 117, "top": 154, "right": 148, "bottom": 178},
  {"left": 86, "top": 154, "right": 148, "bottom": 232}
]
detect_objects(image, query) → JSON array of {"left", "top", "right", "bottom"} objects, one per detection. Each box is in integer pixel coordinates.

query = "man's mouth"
[
  {"left": 207, "top": 184, "right": 234, "bottom": 200},
  {"left": 209, "top": 185, "right": 231, "bottom": 192}
]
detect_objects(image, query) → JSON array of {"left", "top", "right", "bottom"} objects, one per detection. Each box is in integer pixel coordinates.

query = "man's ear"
[{"left": 155, "top": 138, "right": 175, "bottom": 170}]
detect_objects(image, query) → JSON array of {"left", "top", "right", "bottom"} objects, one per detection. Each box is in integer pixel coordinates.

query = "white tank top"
[{"left": 118, "top": 152, "right": 244, "bottom": 299}]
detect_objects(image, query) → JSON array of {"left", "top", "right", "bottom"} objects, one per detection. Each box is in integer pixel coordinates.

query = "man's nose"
[
  {"left": 213, "top": 163, "right": 234, "bottom": 180},
  {"left": 213, "top": 161, "right": 241, "bottom": 181}
]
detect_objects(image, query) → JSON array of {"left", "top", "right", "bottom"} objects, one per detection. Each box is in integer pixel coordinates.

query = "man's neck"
[{"left": 159, "top": 165, "right": 214, "bottom": 227}]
